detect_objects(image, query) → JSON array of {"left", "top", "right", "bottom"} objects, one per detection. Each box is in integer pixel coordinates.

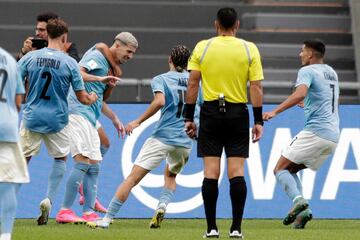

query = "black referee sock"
[
  {"left": 229, "top": 176, "right": 247, "bottom": 233},
  {"left": 202, "top": 178, "right": 219, "bottom": 232}
]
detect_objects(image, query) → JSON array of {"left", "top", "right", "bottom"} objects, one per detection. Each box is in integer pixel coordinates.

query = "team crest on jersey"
[{"left": 87, "top": 59, "right": 98, "bottom": 70}]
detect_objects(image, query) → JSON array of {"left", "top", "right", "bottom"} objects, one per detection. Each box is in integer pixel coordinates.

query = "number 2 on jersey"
[
  {"left": 0, "top": 69, "right": 8, "bottom": 103},
  {"left": 40, "top": 71, "right": 52, "bottom": 100}
]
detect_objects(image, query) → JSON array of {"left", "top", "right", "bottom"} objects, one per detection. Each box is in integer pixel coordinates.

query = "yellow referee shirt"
[{"left": 188, "top": 36, "right": 264, "bottom": 103}]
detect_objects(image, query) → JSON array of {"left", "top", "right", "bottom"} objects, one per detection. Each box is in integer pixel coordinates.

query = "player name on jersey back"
[{"left": 36, "top": 57, "right": 60, "bottom": 69}]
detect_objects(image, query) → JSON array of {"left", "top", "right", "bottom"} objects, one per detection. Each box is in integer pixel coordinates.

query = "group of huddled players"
[{"left": 0, "top": 6, "right": 340, "bottom": 240}]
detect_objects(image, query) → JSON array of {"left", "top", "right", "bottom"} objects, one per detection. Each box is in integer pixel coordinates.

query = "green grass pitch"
[{"left": 12, "top": 218, "right": 360, "bottom": 240}]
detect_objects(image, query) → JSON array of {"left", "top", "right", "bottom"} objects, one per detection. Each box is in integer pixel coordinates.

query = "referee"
[{"left": 184, "top": 7, "right": 264, "bottom": 239}]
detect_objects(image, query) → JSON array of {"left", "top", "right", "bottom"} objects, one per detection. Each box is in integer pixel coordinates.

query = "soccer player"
[
  {"left": 17, "top": 12, "right": 119, "bottom": 213},
  {"left": 184, "top": 7, "right": 264, "bottom": 239},
  {"left": 77, "top": 101, "right": 124, "bottom": 214},
  {"left": 263, "top": 39, "right": 339, "bottom": 229},
  {"left": 55, "top": 32, "right": 137, "bottom": 223},
  {"left": 87, "top": 45, "right": 202, "bottom": 229},
  {"left": 0, "top": 47, "right": 29, "bottom": 240},
  {"left": 77, "top": 43, "right": 123, "bottom": 214},
  {"left": 17, "top": 18, "right": 103, "bottom": 226}
]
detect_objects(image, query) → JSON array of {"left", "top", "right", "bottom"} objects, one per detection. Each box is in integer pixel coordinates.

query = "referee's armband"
[
  {"left": 253, "top": 106, "right": 264, "bottom": 126},
  {"left": 183, "top": 103, "right": 196, "bottom": 122}
]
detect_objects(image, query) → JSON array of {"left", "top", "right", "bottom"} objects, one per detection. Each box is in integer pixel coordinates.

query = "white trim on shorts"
[
  {"left": 0, "top": 142, "right": 30, "bottom": 183},
  {"left": 134, "top": 137, "right": 191, "bottom": 174},
  {"left": 68, "top": 114, "right": 102, "bottom": 161},
  {"left": 282, "top": 130, "right": 337, "bottom": 170},
  {"left": 20, "top": 122, "right": 70, "bottom": 158}
]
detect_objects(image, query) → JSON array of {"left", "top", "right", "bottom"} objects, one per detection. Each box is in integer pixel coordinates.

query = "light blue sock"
[
  {"left": 0, "top": 183, "right": 19, "bottom": 234},
  {"left": 83, "top": 163, "right": 100, "bottom": 212},
  {"left": 275, "top": 170, "right": 302, "bottom": 201},
  {"left": 100, "top": 145, "right": 109, "bottom": 157},
  {"left": 46, "top": 160, "right": 66, "bottom": 202},
  {"left": 62, "top": 162, "right": 90, "bottom": 209},
  {"left": 157, "top": 188, "right": 174, "bottom": 211},
  {"left": 105, "top": 197, "right": 123, "bottom": 219},
  {"left": 291, "top": 173, "right": 303, "bottom": 195}
]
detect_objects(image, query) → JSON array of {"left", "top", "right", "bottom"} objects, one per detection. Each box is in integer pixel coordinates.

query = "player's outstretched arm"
[
  {"left": 80, "top": 67, "right": 120, "bottom": 84},
  {"left": 102, "top": 101, "right": 125, "bottom": 138},
  {"left": 125, "top": 92, "right": 165, "bottom": 135},
  {"left": 263, "top": 84, "right": 308, "bottom": 121}
]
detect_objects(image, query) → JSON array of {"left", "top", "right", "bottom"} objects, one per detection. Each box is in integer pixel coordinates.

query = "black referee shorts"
[{"left": 197, "top": 101, "right": 249, "bottom": 158}]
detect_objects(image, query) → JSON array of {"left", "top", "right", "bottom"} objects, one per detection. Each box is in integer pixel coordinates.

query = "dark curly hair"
[
  {"left": 170, "top": 45, "right": 191, "bottom": 72},
  {"left": 37, "top": 12, "right": 58, "bottom": 23}
]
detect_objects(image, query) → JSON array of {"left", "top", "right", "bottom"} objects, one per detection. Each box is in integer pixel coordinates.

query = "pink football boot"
[
  {"left": 56, "top": 209, "right": 86, "bottom": 224},
  {"left": 82, "top": 212, "right": 101, "bottom": 222}
]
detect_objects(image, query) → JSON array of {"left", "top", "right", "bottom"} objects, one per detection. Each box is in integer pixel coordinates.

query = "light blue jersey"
[
  {"left": 17, "top": 48, "right": 84, "bottom": 134},
  {"left": 0, "top": 47, "right": 25, "bottom": 142},
  {"left": 295, "top": 64, "right": 340, "bottom": 142},
  {"left": 151, "top": 71, "right": 202, "bottom": 149},
  {"left": 68, "top": 46, "right": 109, "bottom": 126}
]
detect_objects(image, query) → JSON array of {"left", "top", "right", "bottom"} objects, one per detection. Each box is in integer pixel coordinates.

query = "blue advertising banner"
[{"left": 17, "top": 104, "right": 360, "bottom": 219}]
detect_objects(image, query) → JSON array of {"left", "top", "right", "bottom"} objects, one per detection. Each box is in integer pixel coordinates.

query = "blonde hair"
[{"left": 114, "top": 32, "right": 138, "bottom": 48}]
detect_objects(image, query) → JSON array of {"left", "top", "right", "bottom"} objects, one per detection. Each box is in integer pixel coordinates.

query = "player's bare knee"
[{"left": 204, "top": 170, "right": 220, "bottom": 180}]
